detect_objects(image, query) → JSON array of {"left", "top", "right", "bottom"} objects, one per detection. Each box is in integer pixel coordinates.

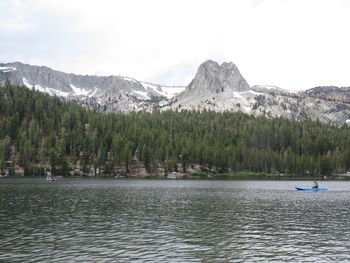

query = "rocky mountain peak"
[{"left": 187, "top": 60, "right": 250, "bottom": 95}]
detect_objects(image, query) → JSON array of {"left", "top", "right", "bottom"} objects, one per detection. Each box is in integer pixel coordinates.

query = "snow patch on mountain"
[
  {"left": 88, "top": 87, "right": 99, "bottom": 98},
  {"left": 160, "top": 86, "right": 186, "bottom": 98},
  {"left": 243, "top": 106, "right": 252, "bottom": 112},
  {"left": 140, "top": 82, "right": 161, "bottom": 95},
  {"left": 22, "top": 77, "right": 32, "bottom": 89},
  {"left": 123, "top": 76, "right": 138, "bottom": 83},
  {"left": 23, "top": 78, "right": 69, "bottom": 97},
  {"left": 140, "top": 82, "right": 185, "bottom": 99},
  {"left": 133, "top": 90, "right": 150, "bottom": 99},
  {"left": 0, "top": 66, "right": 16, "bottom": 73},
  {"left": 69, "top": 84, "right": 89, "bottom": 96}
]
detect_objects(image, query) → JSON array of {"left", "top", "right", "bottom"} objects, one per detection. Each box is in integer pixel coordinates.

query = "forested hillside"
[{"left": 1, "top": 83, "right": 349, "bottom": 177}]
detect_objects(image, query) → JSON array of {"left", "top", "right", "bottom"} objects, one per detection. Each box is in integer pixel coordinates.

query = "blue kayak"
[{"left": 296, "top": 187, "right": 328, "bottom": 191}]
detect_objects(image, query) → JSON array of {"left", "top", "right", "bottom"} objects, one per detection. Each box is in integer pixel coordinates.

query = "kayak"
[{"left": 296, "top": 187, "right": 328, "bottom": 191}]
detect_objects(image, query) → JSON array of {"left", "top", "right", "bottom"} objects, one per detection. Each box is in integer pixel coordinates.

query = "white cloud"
[{"left": 1, "top": 0, "right": 350, "bottom": 90}]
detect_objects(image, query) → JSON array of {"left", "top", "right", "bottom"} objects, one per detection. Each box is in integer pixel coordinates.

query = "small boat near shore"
[
  {"left": 167, "top": 172, "right": 177, "bottom": 179},
  {"left": 46, "top": 171, "right": 62, "bottom": 181},
  {"left": 46, "top": 175, "right": 56, "bottom": 181}
]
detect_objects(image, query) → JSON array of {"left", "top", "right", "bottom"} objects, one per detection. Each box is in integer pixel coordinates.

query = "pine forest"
[{"left": 0, "top": 83, "right": 349, "bottom": 177}]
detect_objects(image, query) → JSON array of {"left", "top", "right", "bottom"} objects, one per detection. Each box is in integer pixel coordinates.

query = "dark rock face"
[{"left": 303, "top": 86, "right": 350, "bottom": 104}]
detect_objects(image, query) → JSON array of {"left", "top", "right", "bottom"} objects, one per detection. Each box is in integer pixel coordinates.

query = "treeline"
[{"left": 0, "top": 83, "right": 349, "bottom": 176}]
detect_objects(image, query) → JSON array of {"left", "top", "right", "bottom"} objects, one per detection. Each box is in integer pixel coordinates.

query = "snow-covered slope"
[{"left": 140, "top": 82, "right": 185, "bottom": 99}]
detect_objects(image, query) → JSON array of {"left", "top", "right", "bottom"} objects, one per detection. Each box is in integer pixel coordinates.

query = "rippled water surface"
[{"left": 1, "top": 178, "right": 350, "bottom": 262}]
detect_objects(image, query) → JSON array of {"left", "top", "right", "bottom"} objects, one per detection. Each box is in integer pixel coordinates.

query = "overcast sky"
[{"left": 1, "top": 0, "right": 350, "bottom": 91}]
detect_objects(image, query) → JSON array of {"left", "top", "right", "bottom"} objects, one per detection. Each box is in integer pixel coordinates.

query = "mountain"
[
  {"left": 0, "top": 62, "right": 185, "bottom": 112},
  {"left": 167, "top": 60, "right": 250, "bottom": 109},
  {"left": 1, "top": 60, "right": 350, "bottom": 125},
  {"left": 165, "top": 60, "right": 350, "bottom": 125},
  {"left": 179, "top": 60, "right": 249, "bottom": 96}
]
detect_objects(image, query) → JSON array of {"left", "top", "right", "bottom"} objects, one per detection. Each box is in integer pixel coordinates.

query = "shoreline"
[{"left": 1, "top": 174, "right": 349, "bottom": 181}]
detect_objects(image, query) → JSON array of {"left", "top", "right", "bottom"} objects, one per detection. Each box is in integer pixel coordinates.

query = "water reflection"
[{"left": 0, "top": 178, "right": 350, "bottom": 262}]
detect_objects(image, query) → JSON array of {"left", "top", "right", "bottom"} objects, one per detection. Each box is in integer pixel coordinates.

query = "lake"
[{"left": 1, "top": 178, "right": 350, "bottom": 262}]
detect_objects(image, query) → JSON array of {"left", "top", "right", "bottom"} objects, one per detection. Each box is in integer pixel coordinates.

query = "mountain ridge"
[
  {"left": 1, "top": 60, "right": 350, "bottom": 125},
  {"left": 0, "top": 61, "right": 185, "bottom": 112}
]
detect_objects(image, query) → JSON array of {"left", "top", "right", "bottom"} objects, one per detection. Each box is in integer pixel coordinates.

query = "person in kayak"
[{"left": 312, "top": 181, "right": 318, "bottom": 188}]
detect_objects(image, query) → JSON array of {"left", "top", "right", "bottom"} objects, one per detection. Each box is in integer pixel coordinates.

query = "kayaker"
[{"left": 312, "top": 180, "right": 318, "bottom": 188}]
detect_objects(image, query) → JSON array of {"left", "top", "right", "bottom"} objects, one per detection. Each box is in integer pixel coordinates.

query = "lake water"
[{"left": 1, "top": 178, "right": 350, "bottom": 262}]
